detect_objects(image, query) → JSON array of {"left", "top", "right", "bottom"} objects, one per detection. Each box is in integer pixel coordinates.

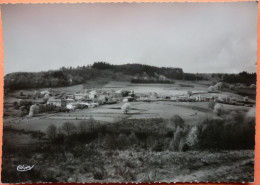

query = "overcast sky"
[{"left": 1, "top": 2, "right": 258, "bottom": 74}]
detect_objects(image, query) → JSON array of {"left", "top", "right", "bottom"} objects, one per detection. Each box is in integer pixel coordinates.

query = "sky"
[{"left": 1, "top": 2, "right": 258, "bottom": 74}]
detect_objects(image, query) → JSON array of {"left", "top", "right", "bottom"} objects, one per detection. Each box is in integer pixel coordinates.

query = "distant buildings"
[
  {"left": 74, "top": 93, "right": 88, "bottom": 101},
  {"left": 47, "top": 98, "right": 66, "bottom": 107}
]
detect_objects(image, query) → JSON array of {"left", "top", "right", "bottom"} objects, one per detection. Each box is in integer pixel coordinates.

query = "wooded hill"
[{"left": 4, "top": 62, "right": 256, "bottom": 90}]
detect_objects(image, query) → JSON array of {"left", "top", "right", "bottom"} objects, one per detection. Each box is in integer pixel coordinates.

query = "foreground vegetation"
[{"left": 2, "top": 107, "right": 255, "bottom": 183}]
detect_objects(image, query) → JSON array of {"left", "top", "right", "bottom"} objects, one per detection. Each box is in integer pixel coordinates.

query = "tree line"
[
  {"left": 4, "top": 62, "right": 256, "bottom": 91},
  {"left": 92, "top": 62, "right": 184, "bottom": 79},
  {"left": 222, "top": 71, "right": 256, "bottom": 85}
]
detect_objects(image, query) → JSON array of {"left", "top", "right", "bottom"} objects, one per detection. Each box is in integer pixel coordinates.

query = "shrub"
[
  {"left": 115, "top": 165, "right": 137, "bottom": 181},
  {"left": 92, "top": 167, "right": 106, "bottom": 180},
  {"left": 46, "top": 124, "right": 57, "bottom": 140},
  {"left": 170, "top": 115, "right": 184, "bottom": 130},
  {"left": 13, "top": 101, "right": 19, "bottom": 109},
  {"left": 197, "top": 110, "right": 255, "bottom": 150},
  {"left": 88, "top": 115, "right": 96, "bottom": 131},
  {"left": 121, "top": 103, "right": 131, "bottom": 114},
  {"left": 128, "top": 132, "right": 139, "bottom": 146},
  {"left": 78, "top": 120, "right": 88, "bottom": 133},
  {"left": 62, "top": 122, "right": 76, "bottom": 135},
  {"left": 152, "top": 140, "right": 164, "bottom": 152},
  {"left": 169, "top": 126, "right": 185, "bottom": 151},
  {"left": 185, "top": 126, "right": 199, "bottom": 149},
  {"left": 208, "top": 99, "right": 215, "bottom": 109},
  {"left": 103, "top": 134, "right": 116, "bottom": 150},
  {"left": 117, "top": 133, "right": 130, "bottom": 150},
  {"left": 214, "top": 103, "right": 223, "bottom": 116}
]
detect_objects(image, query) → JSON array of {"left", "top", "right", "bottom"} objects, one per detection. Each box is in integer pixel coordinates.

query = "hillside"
[
  {"left": 4, "top": 62, "right": 256, "bottom": 91},
  {"left": 4, "top": 62, "right": 186, "bottom": 90}
]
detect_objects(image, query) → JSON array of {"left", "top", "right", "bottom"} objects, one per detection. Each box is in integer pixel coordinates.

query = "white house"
[
  {"left": 66, "top": 103, "right": 77, "bottom": 110},
  {"left": 89, "top": 90, "right": 97, "bottom": 99},
  {"left": 195, "top": 95, "right": 207, "bottom": 102}
]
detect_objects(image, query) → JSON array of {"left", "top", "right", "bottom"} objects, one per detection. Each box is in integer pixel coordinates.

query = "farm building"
[
  {"left": 40, "top": 90, "right": 50, "bottom": 95},
  {"left": 98, "top": 95, "right": 108, "bottom": 102},
  {"left": 74, "top": 93, "right": 88, "bottom": 101},
  {"left": 176, "top": 95, "right": 189, "bottom": 101},
  {"left": 89, "top": 90, "right": 97, "bottom": 99},
  {"left": 195, "top": 95, "right": 207, "bottom": 102},
  {"left": 47, "top": 98, "right": 66, "bottom": 107},
  {"left": 66, "top": 94, "right": 74, "bottom": 99},
  {"left": 66, "top": 98, "right": 75, "bottom": 104}
]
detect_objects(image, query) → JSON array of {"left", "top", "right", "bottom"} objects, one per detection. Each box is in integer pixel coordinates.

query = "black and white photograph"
[{"left": 1, "top": 2, "right": 257, "bottom": 183}]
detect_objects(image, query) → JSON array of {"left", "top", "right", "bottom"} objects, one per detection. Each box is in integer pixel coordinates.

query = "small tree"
[
  {"left": 187, "top": 91, "right": 192, "bottom": 97},
  {"left": 214, "top": 103, "right": 223, "bottom": 116},
  {"left": 170, "top": 115, "right": 184, "bottom": 130},
  {"left": 170, "top": 126, "right": 185, "bottom": 151},
  {"left": 129, "top": 132, "right": 139, "bottom": 146},
  {"left": 208, "top": 98, "right": 215, "bottom": 109},
  {"left": 78, "top": 120, "right": 88, "bottom": 133},
  {"left": 118, "top": 133, "right": 130, "bottom": 150},
  {"left": 121, "top": 103, "right": 130, "bottom": 114},
  {"left": 62, "top": 122, "right": 76, "bottom": 135},
  {"left": 103, "top": 134, "right": 116, "bottom": 150},
  {"left": 28, "top": 104, "right": 39, "bottom": 117},
  {"left": 46, "top": 124, "right": 57, "bottom": 140},
  {"left": 88, "top": 115, "right": 96, "bottom": 132},
  {"left": 43, "top": 93, "right": 50, "bottom": 102}
]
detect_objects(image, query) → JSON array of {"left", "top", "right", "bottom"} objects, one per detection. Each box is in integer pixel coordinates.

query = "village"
[{"left": 4, "top": 80, "right": 255, "bottom": 120}]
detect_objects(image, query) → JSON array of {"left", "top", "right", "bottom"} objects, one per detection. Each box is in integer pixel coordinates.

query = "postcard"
[{"left": 1, "top": 2, "right": 257, "bottom": 183}]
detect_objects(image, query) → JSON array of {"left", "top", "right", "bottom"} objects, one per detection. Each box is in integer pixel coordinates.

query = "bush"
[
  {"left": 121, "top": 103, "right": 130, "bottom": 114},
  {"left": 117, "top": 133, "right": 130, "bottom": 150},
  {"left": 78, "top": 120, "right": 88, "bottom": 133},
  {"left": 197, "top": 110, "right": 255, "bottom": 150},
  {"left": 208, "top": 99, "right": 215, "bottom": 109},
  {"left": 214, "top": 103, "right": 223, "bottom": 116},
  {"left": 46, "top": 124, "right": 57, "bottom": 140},
  {"left": 62, "top": 122, "right": 76, "bottom": 135},
  {"left": 152, "top": 140, "right": 164, "bottom": 152},
  {"left": 92, "top": 167, "right": 106, "bottom": 180},
  {"left": 128, "top": 132, "right": 139, "bottom": 146},
  {"left": 103, "top": 134, "right": 116, "bottom": 150},
  {"left": 169, "top": 126, "right": 185, "bottom": 151},
  {"left": 170, "top": 115, "right": 184, "bottom": 130}
]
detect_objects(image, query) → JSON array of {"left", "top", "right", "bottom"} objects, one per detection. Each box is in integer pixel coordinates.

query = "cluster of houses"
[
  {"left": 15, "top": 81, "right": 253, "bottom": 115},
  {"left": 135, "top": 91, "right": 252, "bottom": 107},
  {"left": 41, "top": 88, "right": 135, "bottom": 110}
]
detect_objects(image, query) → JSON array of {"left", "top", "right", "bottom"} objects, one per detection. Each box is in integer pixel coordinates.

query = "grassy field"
[{"left": 5, "top": 98, "right": 253, "bottom": 133}]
